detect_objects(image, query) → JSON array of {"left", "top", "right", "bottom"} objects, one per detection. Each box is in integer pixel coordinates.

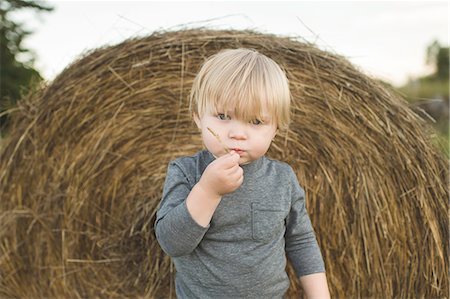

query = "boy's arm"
[
  {"left": 284, "top": 166, "right": 330, "bottom": 298},
  {"left": 186, "top": 183, "right": 222, "bottom": 227},
  {"left": 155, "top": 162, "right": 211, "bottom": 257},
  {"left": 184, "top": 151, "right": 242, "bottom": 226},
  {"left": 299, "top": 272, "right": 331, "bottom": 299},
  {"left": 155, "top": 152, "right": 242, "bottom": 257}
]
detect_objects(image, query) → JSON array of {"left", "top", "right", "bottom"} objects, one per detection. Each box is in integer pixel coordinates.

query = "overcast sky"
[{"left": 14, "top": 1, "right": 449, "bottom": 87}]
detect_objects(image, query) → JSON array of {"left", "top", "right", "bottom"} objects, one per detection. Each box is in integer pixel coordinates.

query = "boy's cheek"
[{"left": 202, "top": 132, "right": 224, "bottom": 156}]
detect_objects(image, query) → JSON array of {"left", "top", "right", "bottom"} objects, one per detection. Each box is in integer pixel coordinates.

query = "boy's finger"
[
  {"left": 227, "top": 163, "right": 241, "bottom": 174},
  {"left": 222, "top": 150, "right": 238, "bottom": 160},
  {"left": 229, "top": 165, "right": 243, "bottom": 177},
  {"left": 220, "top": 151, "right": 240, "bottom": 168}
]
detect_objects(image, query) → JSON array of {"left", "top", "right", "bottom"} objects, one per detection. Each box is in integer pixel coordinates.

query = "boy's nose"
[{"left": 228, "top": 123, "right": 248, "bottom": 140}]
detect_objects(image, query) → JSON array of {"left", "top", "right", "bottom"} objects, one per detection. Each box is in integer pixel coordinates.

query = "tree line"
[{"left": 0, "top": 0, "right": 52, "bottom": 135}]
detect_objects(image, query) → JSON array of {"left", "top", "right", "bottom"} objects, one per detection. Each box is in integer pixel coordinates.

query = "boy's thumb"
[
  {"left": 230, "top": 151, "right": 240, "bottom": 161},
  {"left": 225, "top": 150, "right": 239, "bottom": 162}
]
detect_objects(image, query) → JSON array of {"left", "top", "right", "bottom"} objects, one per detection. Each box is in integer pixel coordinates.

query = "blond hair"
[{"left": 189, "top": 48, "right": 291, "bottom": 130}]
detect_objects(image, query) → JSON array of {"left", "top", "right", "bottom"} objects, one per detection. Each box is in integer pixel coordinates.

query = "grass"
[
  {"left": 396, "top": 78, "right": 449, "bottom": 158},
  {"left": 431, "top": 119, "right": 449, "bottom": 158},
  {"left": 399, "top": 79, "right": 448, "bottom": 102}
]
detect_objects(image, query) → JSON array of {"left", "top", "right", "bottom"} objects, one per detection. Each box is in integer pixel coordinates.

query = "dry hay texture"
[{"left": 0, "top": 28, "right": 448, "bottom": 298}]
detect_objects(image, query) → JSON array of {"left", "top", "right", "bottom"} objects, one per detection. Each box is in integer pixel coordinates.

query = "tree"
[
  {"left": 0, "top": 0, "right": 53, "bottom": 135},
  {"left": 426, "top": 40, "right": 449, "bottom": 80}
]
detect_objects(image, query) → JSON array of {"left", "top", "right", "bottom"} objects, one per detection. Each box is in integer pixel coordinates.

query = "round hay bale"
[{"left": 0, "top": 28, "right": 448, "bottom": 298}]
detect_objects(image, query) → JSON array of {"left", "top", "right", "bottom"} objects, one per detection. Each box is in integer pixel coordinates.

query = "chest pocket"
[{"left": 251, "top": 202, "right": 286, "bottom": 242}]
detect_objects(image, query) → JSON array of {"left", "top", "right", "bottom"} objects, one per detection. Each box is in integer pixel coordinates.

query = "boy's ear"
[{"left": 272, "top": 128, "right": 278, "bottom": 140}]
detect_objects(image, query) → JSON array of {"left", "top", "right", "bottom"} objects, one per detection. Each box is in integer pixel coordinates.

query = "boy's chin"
[{"left": 238, "top": 157, "right": 252, "bottom": 165}]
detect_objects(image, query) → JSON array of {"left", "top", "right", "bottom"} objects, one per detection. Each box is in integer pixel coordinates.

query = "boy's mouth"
[{"left": 231, "top": 148, "right": 245, "bottom": 154}]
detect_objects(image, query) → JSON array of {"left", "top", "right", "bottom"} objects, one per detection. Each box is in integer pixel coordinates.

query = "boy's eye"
[
  {"left": 250, "top": 119, "right": 263, "bottom": 125},
  {"left": 217, "top": 113, "right": 231, "bottom": 120}
]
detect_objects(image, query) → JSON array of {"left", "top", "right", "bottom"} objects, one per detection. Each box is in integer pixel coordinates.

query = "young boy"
[{"left": 155, "top": 48, "right": 330, "bottom": 298}]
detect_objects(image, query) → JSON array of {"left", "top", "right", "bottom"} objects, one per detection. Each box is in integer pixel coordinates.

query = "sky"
[{"left": 13, "top": 1, "right": 449, "bottom": 87}]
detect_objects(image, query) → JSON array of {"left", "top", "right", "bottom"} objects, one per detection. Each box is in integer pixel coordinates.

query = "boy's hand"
[{"left": 198, "top": 151, "right": 243, "bottom": 196}]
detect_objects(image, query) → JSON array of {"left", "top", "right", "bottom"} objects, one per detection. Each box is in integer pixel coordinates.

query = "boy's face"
[{"left": 194, "top": 108, "right": 277, "bottom": 165}]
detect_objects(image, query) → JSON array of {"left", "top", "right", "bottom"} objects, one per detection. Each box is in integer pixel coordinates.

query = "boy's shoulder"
[{"left": 264, "top": 156, "right": 296, "bottom": 177}]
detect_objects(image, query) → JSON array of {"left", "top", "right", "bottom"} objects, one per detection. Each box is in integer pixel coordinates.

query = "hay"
[{"left": 0, "top": 28, "right": 448, "bottom": 298}]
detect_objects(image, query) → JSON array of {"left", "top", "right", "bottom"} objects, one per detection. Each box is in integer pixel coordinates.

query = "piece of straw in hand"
[{"left": 207, "top": 127, "right": 230, "bottom": 153}]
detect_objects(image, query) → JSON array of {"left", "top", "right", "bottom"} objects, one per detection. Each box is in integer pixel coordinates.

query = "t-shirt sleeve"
[
  {"left": 284, "top": 166, "right": 326, "bottom": 277},
  {"left": 154, "top": 160, "right": 209, "bottom": 257}
]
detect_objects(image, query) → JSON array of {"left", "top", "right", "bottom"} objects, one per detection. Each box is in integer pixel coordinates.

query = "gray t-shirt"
[{"left": 155, "top": 150, "right": 325, "bottom": 298}]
